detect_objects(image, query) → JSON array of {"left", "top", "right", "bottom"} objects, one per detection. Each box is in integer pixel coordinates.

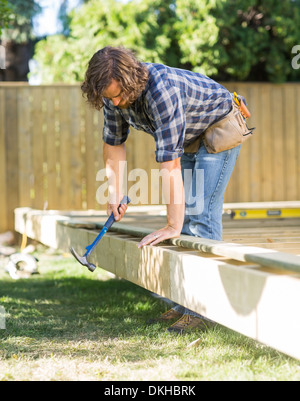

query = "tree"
[
  {"left": 176, "top": 0, "right": 300, "bottom": 82},
  {"left": 34, "top": 0, "right": 181, "bottom": 83},
  {"left": 0, "top": 0, "right": 12, "bottom": 37},
  {"left": 122, "top": 0, "right": 180, "bottom": 67},
  {"left": 0, "top": 0, "right": 41, "bottom": 81},
  {"left": 33, "top": 0, "right": 300, "bottom": 83},
  {"left": 175, "top": 0, "right": 222, "bottom": 76},
  {"left": 34, "top": 0, "right": 125, "bottom": 83},
  {"left": 1, "top": 0, "right": 41, "bottom": 42},
  {"left": 216, "top": 0, "right": 300, "bottom": 82}
]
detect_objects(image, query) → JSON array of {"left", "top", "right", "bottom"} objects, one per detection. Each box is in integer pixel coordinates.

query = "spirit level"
[{"left": 231, "top": 208, "right": 300, "bottom": 219}]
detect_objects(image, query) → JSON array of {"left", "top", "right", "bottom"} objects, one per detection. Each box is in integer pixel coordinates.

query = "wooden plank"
[
  {"left": 296, "top": 85, "right": 300, "bottom": 200},
  {"left": 83, "top": 104, "right": 97, "bottom": 209},
  {"left": 248, "top": 84, "right": 262, "bottom": 201},
  {"left": 224, "top": 83, "right": 252, "bottom": 202},
  {"left": 69, "top": 86, "right": 83, "bottom": 209},
  {"left": 167, "top": 247, "right": 300, "bottom": 360},
  {"left": 260, "top": 84, "right": 272, "bottom": 201},
  {"left": 95, "top": 110, "right": 105, "bottom": 210},
  {"left": 0, "top": 88, "right": 8, "bottom": 232},
  {"left": 5, "top": 88, "right": 19, "bottom": 230},
  {"left": 65, "top": 214, "right": 300, "bottom": 273},
  {"left": 32, "top": 87, "right": 45, "bottom": 209},
  {"left": 283, "top": 85, "right": 298, "bottom": 200},
  {"left": 58, "top": 87, "right": 71, "bottom": 209},
  {"left": 44, "top": 87, "right": 58, "bottom": 209},
  {"left": 84, "top": 104, "right": 105, "bottom": 210},
  {"left": 221, "top": 82, "right": 235, "bottom": 202},
  {"left": 171, "top": 236, "right": 300, "bottom": 274},
  {"left": 271, "top": 85, "right": 285, "bottom": 201},
  {"left": 18, "top": 86, "right": 32, "bottom": 207},
  {"left": 48, "top": 214, "right": 300, "bottom": 274}
]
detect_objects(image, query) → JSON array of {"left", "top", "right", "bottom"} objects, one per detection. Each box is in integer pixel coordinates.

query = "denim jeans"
[
  {"left": 181, "top": 140, "right": 241, "bottom": 241},
  {"left": 172, "top": 141, "right": 241, "bottom": 318}
]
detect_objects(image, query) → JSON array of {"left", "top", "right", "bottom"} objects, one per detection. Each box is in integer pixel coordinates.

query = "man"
[{"left": 81, "top": 46, "right": 242, "bottom": 333}]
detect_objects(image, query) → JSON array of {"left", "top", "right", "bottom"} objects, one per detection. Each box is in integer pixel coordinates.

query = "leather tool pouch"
[
  {"left": 203, "top": 101, "right": 255, "bottom": 154},
  {"left": 183, "top": 135, "right": 202, "bottom": 154}
]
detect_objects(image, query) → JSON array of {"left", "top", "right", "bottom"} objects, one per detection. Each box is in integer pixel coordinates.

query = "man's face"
[{"left": 102, "top": 79, "right": 130, "bottom": 109}]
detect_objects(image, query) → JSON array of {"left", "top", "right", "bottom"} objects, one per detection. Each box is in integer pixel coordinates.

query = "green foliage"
[
  {"left": 213, "top": 0, "right": 300, "bottom": 82},
  {"left": 1, "top": 0, "right": 41, "bottom": 42},
  {"left": 0, "top": 0, "right": 13, "bottom": 37},
  {"left": 175, "top": 0, "right": 222, "bottom": 76},
  {"left": 34, "top": 0, "right": 180, "bottom": 83},
  {"left": 33, "top": 0, "right": 300, "bottom": 83}
]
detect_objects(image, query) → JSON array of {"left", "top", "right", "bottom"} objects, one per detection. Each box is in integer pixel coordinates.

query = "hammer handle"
[
  {"left": 104, "top": 195, "right": 131, "bottom": 230},
  {"left": 85, "top": 195, "right": 130, "bottom": 257}
]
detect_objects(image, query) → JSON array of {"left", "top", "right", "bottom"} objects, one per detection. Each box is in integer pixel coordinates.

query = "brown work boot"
[
  {"left": 167, "top": 314, "right": 213, "bottom": 334},
  {"left": 146, "top": 308, "right": 183, "bottom": 325}
]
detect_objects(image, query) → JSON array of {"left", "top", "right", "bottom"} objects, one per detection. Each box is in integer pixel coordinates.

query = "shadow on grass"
[
  {"left": 0, "top": 272, "right": 165, "bottom": 342},
  {"left": 0, "top": 258, "right": 289, "bottom": 366}
]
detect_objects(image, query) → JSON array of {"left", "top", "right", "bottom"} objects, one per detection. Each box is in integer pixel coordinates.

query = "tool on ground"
[
  {"left": 5, "top": 253, "right": 38, "bottom": 280},
  {"left": 70, "top": 196, "right": 130, "bottom": 272}
]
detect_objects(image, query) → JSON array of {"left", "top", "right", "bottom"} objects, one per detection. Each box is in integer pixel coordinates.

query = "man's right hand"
[{"left": 107, "top": 202, "right": 128, "bottom": 222}]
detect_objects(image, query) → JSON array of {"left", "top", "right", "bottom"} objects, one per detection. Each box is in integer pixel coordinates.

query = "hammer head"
[{"left": 70, "top": 247, "right": 97, "bottom": 272}]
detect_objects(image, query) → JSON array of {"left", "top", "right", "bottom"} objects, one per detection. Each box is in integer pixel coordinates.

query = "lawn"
[{"left": 0, "top": 246, "right": 299, "bottom": 381}]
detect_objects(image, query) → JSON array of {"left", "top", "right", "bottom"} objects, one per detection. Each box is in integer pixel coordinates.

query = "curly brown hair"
[{"left": 81, "top": 46, "right": 149, "bottom": 110}]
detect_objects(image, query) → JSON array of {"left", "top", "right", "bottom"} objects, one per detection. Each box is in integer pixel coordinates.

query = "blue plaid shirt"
[{"left": 103, "top": 63, "right": 232, "bottom": 162}]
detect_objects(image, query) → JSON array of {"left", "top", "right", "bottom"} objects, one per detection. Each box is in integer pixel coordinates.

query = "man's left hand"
[{"left": 137, "top": 225, "right": 181, "bottom": 248}]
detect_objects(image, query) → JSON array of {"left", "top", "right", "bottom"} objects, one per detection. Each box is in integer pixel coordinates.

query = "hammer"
[{"left": 70, "top": 196, "right": 130, "bottom": 272}]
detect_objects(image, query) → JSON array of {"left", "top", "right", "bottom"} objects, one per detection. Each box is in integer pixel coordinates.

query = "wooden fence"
[{"left": 1, "top": 82, "right": 300, "bottom": 232}]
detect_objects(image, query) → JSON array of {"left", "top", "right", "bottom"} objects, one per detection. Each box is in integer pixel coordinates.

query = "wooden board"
[{"left": 0, "top": 88, "right": 7, "bottom": 232}]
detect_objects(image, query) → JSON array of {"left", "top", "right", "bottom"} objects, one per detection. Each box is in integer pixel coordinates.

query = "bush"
[{"left": 33, "top": 0, "right": 300, "bottom": 83}]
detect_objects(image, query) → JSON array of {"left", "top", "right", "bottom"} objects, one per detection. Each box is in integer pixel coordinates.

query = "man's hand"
[
  {"left": 138, "top": 224, "right": 181, "bottom": 248},
  {"left": 107, "top": 202, "right": 128, "bottom": 222}
]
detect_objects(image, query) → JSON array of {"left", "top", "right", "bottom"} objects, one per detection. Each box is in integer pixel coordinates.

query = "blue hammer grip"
[
  {"left": 104, "top": 195, "right": 131, "bottom": 230},
  {"left": 84, "top": 195, "right": 131, "bottom": 257}
]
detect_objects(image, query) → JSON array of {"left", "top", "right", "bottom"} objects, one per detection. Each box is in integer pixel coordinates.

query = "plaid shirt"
[{"left": 103, "top": 63, "right": 232, "bottom": 162}]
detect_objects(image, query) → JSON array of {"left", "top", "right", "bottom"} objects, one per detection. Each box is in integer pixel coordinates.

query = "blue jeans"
[
  {"left": 181, "top": 141, "right": 241, "bottom": 241},
  {"left": 172, "top": 141, "right": 241, "bottom": 318}
]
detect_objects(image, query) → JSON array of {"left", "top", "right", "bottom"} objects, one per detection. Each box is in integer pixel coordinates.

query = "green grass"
[{"left": 0, "top": 246, "right": 299, "bottom": 381}]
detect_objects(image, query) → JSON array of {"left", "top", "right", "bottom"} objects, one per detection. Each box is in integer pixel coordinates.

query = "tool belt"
[{"left": 184, "top": 93, "right": 255, "bottom": 154}]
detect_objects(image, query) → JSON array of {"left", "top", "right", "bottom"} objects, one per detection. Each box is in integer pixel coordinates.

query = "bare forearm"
[
  {"left": 103, "top": 142, "right": 127, "bottom": 220},
  {"left": 138, "top": 157, "right": 184, "bottom": 248},
  {"left": 162, "top": 161, "right": 185, "bottom": 234},
  {"left": 103, "top": 142, "right": 126, "bottom": 204}
]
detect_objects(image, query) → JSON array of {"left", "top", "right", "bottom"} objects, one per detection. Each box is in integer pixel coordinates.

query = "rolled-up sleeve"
[
  {"left": 146, "top": 86, "right": 186, "bottom": 163},
  {"left": 102, "top": 103, "right": 129, "bottom": 145}
]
